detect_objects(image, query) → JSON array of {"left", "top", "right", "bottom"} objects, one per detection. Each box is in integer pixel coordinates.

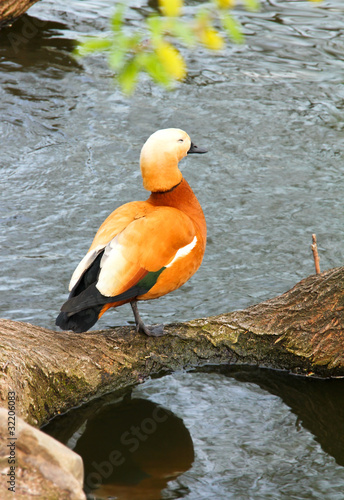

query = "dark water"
[
  {"left": 44, "top": 367, "right": 344, "bottom": 499},
  {"left": 1, "top": 0, "right": 344, "bottom": 498}
]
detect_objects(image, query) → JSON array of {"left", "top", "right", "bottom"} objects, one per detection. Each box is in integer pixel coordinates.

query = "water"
[
  {"left": 44, "top": 367, "right": 344, "bottom": 499},
  {"left": 1, "top": 0, "right": 344, "bottom": 329},
  {"left": 1, "top": 0, "right": 344, "bottom": 498}
]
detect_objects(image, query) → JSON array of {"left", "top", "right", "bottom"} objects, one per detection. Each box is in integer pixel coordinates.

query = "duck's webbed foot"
[
  {"left": 130, "top": 301, "right": 165, "bottom": 337},
  {"left": 140, "top": 322, "right": 165, "bottom": 337}
]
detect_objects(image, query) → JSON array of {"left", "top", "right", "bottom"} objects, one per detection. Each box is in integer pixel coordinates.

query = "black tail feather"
[
  {"left": 55, "top": 306, "right": 102, "bottom": 333},
  {"left": 56, "top": 251, "right": 105, "bottom": 333},
  {"left": 55, "top": 248, "right": 162, "bottom": 333}
]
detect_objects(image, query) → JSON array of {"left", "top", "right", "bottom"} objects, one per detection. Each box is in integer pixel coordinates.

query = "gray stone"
[{"left": 0, "top": 407, "right": 85, "bottom": 499}]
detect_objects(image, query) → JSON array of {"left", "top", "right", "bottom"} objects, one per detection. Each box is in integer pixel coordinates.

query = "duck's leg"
[{"left": 130, "top": 300, "right": 164, "bottom": 337}]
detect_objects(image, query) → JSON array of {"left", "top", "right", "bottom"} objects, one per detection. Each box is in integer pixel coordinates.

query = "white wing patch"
[
  {"left": 96, "top": 236, "right": 130, "bottom": 297},
  {"left": 69, "top": 244, "right": 105, "bottom": 292},
  {"left": 69, "top": 235, "right": 132, "bottom": 297},
  {"left": 69, "top": 234, "right": 197, "bottom": 296},
  {"left": 166, "top": 236, "right": 197, "bottom": 268}
]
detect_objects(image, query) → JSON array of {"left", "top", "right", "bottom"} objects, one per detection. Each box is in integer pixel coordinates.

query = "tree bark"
[
  {"left": 0, "top": 0, "right": 40, "bottom": 27},
  {"left": 0, "top": 265, "right": 343, "bottom": 428}
]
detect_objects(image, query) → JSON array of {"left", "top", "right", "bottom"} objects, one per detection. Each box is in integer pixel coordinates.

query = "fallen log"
[
  {"left": 0, "top": 265, "right": 343, "bottom": 428},
  {"left": 0, "top": 0, "right": 40, "bottom": 27}
]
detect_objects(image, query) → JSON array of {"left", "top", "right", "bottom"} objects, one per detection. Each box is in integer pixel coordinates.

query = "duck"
[{"left": 56, "top": 128, "right": 207, "bottom": 336}]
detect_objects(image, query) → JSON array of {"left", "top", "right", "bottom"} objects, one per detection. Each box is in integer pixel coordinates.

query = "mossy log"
[
  {"left": 0, "top": 0, "right": 40, "bottom": 27},
  {"left": 0, "top": 265, "right": 343, "bottom": 428}
]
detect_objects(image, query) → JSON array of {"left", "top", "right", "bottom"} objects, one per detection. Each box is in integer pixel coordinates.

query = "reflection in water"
[
  {"left": 44, "top": 395, "right": 194, "bottom": 500},
  {"left": 221, "top": 366, "right": 344, "bottom": 467},
  {"left": 135, "top": 371, "right": 344, "bottom": 499},
  {"left": 44, "top": 368, "right": 344, "bottom": 499},
  {"left": 0, "top": 14, "right": 78, "bottom": 71}
]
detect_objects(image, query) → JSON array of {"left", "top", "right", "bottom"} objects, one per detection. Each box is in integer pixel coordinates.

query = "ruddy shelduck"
[{"left": 56, "top": 128, "right": 207, "bottom": 335}]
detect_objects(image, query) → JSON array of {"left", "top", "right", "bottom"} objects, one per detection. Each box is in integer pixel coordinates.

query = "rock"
[{"left": 0, "top": 408, "right": 85, "bottom": 499}]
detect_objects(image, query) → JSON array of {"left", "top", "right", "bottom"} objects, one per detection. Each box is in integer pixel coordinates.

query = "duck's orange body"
[{"left": 56, "top": 128, "right": 207, "bottom": 335}]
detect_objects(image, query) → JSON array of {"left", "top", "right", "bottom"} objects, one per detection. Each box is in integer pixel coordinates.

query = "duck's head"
[{"left": 140, "top": 128, "right": 207, "bottom": 192}]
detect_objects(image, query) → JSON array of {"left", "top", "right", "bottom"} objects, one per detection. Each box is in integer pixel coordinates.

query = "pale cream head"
[{"left": 140, "top": 128, "right": 192, "bottom": 192}]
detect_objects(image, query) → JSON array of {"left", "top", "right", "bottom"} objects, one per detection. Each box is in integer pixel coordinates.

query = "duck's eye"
[{"left": 178, "top": 139, "right": 184, "bottom": 143}]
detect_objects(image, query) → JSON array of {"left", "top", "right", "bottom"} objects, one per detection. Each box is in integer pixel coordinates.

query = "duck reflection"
[
  {"left": 43, "top": 365, "right": 344, "bottom": 498},
  {"left": 72, "top": 397, "right": 194, "bottom": 499}
]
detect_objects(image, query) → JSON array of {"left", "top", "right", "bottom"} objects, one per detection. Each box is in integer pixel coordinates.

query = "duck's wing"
[
  {"left": 60, "top": 206, "right": 195, "bottom": 315},
  {"left": 68, "top": 201, "right": 149, "bottom": 292}
]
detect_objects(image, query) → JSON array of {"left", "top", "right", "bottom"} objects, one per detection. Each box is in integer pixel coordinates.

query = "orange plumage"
[{"left": 56, "top": 128, "right": 207, "bottom": 335}]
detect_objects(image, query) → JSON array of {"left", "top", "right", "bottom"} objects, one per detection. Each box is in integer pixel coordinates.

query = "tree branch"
[
  {"left": 0, "top": 0, "right": 40, "bottom": 27},
  {"left": 311, "top": 233, "right": 321, "bottom": 274},
  {"left": 1, "top": 265, "right": 343, "bottom": 428}
]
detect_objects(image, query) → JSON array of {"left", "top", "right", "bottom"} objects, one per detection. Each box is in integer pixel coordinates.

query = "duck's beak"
[{"left": 187, "top": 142, "right": 208, "bottom": 154}]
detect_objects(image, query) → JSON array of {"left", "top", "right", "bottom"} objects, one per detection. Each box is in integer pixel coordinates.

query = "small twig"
[{"left": 311, "top": 234, "right": 321, "bottom": 274}]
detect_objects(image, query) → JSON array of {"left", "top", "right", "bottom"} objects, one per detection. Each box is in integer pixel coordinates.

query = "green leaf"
[
  {"left": 221, "top": 14, "right": 244, "bottom": 43},
  {"left": 147, "top": 15, "right": 163, "bottom": 44},
  {"left": 126, "top": 33, "right": 143, "bottom": 50},
  {"left": 108, "top": 43, "right": 127, "bottom": 71},
  {"left": 138, "top": 52, "right": 171, "bottom": 87},
  {"left": 195, "top": 8, "right": 211, "bottom": 24},
  {"left": 117, "top": 59, "right": 139, "bottom": 94},
  {"left": 168, "top": 19, "right": 196, "bottom": 46},
  {"left": 111, "top": 3, "right": 125, "bottom": 32},
  {"left": 243, "top": 0, "right": 260, "bottom": 11},
  {"left": 74, "top": 37, "right": 112, "bottom": 56},
  {"left": 108, "top": 30, "right": 144, "bottom": 69}
]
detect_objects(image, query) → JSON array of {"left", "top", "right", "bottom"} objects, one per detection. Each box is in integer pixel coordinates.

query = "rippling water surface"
[
  {"left": 45, "top": 368, "right": 344, "bottom": 499},
  {"left": 1, "top": 0, "right": 344, "bottom": 498},
  {"left": 133, "top": 370, "right": 344, "bottom": 500}
]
